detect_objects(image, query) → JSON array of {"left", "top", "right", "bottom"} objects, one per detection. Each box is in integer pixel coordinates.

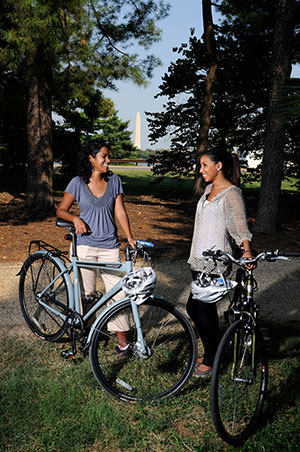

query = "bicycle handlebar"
[
  {"left": 276, "top": 249, "right": 300, "bottom": 257},
  {"left": 125, "top": 241, "right": 154, "bottom": 261},
  {"left": 202, "top": 249, "right": 298, "bottom": 267},
  {"left": 137, "top": 240, "right": 154, "bottom": 248}
]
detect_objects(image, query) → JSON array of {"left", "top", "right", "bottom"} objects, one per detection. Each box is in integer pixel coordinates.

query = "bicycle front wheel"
[
  {"left": 19, "top": 252, "right": 69, "bottom": 341},
  {"left": 210, "top": 319, "right": 268, "bottom": 446},
  {"left": 89, "top": 297, "right": 197, "bottom": 402}
]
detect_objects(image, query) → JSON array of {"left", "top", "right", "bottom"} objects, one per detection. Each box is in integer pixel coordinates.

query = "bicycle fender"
[
  {"left": 18, "top": 250, "right": 74, "bottom": 300},
  {"left": 86, "top": 293, "right": 167, "bottom": 343}
]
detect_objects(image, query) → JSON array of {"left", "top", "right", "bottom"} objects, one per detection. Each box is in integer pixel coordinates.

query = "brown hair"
[{"left": 199, "top": 148, "right": 241, "bottom": 186}]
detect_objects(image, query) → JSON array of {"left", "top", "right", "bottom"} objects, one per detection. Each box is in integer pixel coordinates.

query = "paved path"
[{"left": 1, "top": 258, "right": 300, "bottom": 338}]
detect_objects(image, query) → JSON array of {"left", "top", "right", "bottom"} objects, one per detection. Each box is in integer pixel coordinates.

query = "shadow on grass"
[{"left": 253, "top": 323, "right": 300, "bottom": 439}]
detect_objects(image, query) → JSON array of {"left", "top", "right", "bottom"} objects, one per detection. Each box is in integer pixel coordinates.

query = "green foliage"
[
  {"left": 0, "top": 72, "right": 27, "bottom": 168},
  {"left": 52, "top": 108, "right": 138, "bottom": 181},
  {"left": 91, "top": 111, "right": 137, "bottom": 159},
  {"left": 130, "top": 148, "right": 154, "bottom": 159},
  {"left": 146, "top": 0, "right": 300, "bottom": 179},
  {"left": 0, "top": 0, "right": 170, "bottom": 176},
  {"left": 277, "top": 82, "right": 300, "bottom": 188},
  {"left": 1, "top": 0, "right": 170, "bottom": 84}
]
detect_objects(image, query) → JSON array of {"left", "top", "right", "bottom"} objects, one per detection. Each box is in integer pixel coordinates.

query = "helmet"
[
  {"left": 191, "top": 276, "right": 237, "bottom": 303},
  {"left": 123, "top": 267, "right": 157, "bottom": 305}
]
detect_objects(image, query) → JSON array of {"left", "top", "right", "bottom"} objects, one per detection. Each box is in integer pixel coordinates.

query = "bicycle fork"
[
  {"left": 130, "top": 301, "right": 152, "bottom": 359},
  {"left": 232, "top": 327, "right": 256, "bottom": 384}
]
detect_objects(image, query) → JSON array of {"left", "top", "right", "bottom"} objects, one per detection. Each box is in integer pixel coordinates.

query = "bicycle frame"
[
  {"left": 230, "top": 268, "right": 259, "bottom": 380},
  {"left": 31, "top": 249, "right": 149, "bottom": 351},
  {"left": 209, "top": 247, "right": 296, "bottom": 444}
]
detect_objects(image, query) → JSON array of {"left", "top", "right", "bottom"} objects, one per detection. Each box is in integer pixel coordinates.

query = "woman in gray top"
[
  {"left": 56, "top": 139, "right": 135, "bottom": 354},
  {"left": 187, "top": 147, "right": 253, "bottom": 377}
]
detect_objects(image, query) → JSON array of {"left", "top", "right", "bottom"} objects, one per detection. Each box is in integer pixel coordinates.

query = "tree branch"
[{"left": 89, "top": 0, "right": 130, "bottom": 58}]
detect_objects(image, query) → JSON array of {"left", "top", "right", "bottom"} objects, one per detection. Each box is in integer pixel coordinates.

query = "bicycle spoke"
[
  {"left": 19, "top": 253, "right": 69, "bottom": 341},
  {"left": 90, "top": 298, "right": 197, "bottom": 401},
  {"left": 210, "top": 319, "right": 268, "bottom": 445}
]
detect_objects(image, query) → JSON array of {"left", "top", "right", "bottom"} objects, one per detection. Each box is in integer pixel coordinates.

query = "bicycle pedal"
[
  {"left": 79, "top": 342, "right": 90, "bottom": 356},
  {"left": 61, "top": 349, "right": 76, "bottom": 360},
  {"left": 82, "top": 291, "right": 103, "bottom": 305}
]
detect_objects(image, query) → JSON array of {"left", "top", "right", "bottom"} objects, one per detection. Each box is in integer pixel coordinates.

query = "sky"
[
  {"left": 103, "top": 0, "right": 204, "bottom": 150},
  {"left": 104, "top": 1, "right": 300, "bottom": 151}
]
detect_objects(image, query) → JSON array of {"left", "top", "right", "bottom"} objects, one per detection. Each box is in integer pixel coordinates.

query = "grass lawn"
[
  {"left": 112, "top": 168, "right": 299, "bottom": 198},
  {"left": 241, "top": 177, "right": 299, "bottom": 193},
  {"left": 111, "top": 168, "right": 194, "bottom": 198},
  {"left": 1, "top": 169, "right": 300, "bottom": 451},
  {"left": 1, "top": 328, "right": 299, "bottom": 452}
]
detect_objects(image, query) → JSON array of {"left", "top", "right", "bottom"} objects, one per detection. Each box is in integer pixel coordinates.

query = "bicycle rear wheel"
[
  {"left": 210, "top": 319, "right": 268, "bottom": 445},
  {"left": 89, "top": 297, "right": 197, "bottom": 402},
  {"left": 19, "top": 252, "right": 69, "bottom": 341}
]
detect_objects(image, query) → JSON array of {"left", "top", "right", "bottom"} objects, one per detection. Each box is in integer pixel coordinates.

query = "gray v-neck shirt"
[{"left": 65, "top": 174, "right": 123, "bottom": 249}]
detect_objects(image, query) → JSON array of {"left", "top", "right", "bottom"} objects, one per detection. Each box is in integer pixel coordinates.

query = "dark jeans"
[{"left": 186, "top": 270, "right": 220, "bottom": 367}]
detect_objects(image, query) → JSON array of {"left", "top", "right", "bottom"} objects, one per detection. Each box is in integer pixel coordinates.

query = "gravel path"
[{"left": 1, "top": 258, "right": 300, "bottom": 338}]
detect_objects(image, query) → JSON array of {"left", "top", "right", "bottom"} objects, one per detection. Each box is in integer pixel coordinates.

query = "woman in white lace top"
[{"left": 187, "top": 148, "right": 253, "bottom": 377}]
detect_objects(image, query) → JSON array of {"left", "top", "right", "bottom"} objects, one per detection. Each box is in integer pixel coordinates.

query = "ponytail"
[
  {"left": 198, "top": 147, "right": 241, "bottom": 186},
  {"left": 231, "top": 153, "right": 241, "bottom": 187}
]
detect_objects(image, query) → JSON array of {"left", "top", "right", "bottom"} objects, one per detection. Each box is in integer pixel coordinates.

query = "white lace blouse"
[{"left": 188, "top": 184, "right": 252, "bottom": 272}]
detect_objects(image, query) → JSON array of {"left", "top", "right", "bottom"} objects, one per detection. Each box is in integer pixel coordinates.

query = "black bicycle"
[{"left": 202, "top": 248, "right": 300, "bottom": 446}]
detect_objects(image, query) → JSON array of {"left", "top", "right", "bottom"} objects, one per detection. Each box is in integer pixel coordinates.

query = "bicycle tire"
[
  {"left": 89, "top": 297, "right": 197, "bottom": 402},
  {"left": 210, "top": 318, "right": 268, "bottom": 445},
  {"left": 19, "top": 252, "right": 69, "bottom": 341}
]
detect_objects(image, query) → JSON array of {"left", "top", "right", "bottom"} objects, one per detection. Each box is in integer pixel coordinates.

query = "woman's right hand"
[
  {"left": 57, "top": 192, "right": 89, "bottom": 235},
  {"left": 73, "top": 216, "right": 89, "bottom": 235}
]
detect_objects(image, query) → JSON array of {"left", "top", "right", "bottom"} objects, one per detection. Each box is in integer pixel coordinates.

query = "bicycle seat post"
[
  {"left": 125, "top": 246, "right": 131, "bottom": 262},
  {"left": 70, "top": 228, "right": 77, "bottom": 258},
  {"left": 245, "top": 269, "right": 254, "bottom": 303}
]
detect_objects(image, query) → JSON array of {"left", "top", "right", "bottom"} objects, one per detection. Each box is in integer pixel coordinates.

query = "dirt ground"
[
  {"left": 1, "top": 190, "right": 300, "bottom": 337},
  {"left": 0, "top": 190, "right": 300, "bottom": 264}
]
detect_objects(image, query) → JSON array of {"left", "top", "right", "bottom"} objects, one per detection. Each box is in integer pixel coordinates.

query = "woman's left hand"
[
  {"left": 242, "top": 250, "right": 255, "bottom": 269},
  {"left": 127, "top": 237, "right": 136, "bottom": 249}
]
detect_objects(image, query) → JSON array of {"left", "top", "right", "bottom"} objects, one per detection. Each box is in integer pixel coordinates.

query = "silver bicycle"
[{"left": 18, "top": 218, "right": 197, "bottom": 402}]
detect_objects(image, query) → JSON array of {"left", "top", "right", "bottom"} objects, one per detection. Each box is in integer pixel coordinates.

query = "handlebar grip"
[
  {"left": 277, "top": 249, "right": 300, "bottom": 257},
  {"left": 137, "top": 240, "right": 154, "bottom": 248}
]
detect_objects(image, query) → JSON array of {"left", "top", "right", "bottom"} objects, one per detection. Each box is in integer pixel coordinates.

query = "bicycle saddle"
[{"left": 56, "top": 218, "right": 75, "bottom": 229}]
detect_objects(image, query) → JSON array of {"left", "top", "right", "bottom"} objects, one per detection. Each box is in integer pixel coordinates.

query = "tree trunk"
[
  {"left": 194, "top": 0, "right": 218, "bottom": 195},
  {"left": 253, "top": 0, "right": 296, "bottom": 234},
  {"left": 26, "top": 59, "right": 54, "bottom": 213}
]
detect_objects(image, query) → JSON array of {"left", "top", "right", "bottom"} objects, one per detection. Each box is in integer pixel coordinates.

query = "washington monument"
[{"left": 134, "top": 112, "right": 141, "bottom": 149}]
